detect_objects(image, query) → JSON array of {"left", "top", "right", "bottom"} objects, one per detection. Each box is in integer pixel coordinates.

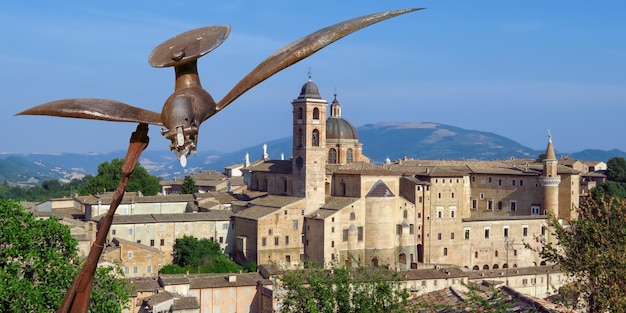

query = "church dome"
[
  {"left": 298, "top": 80, "right": 321, "bottom": 99},
  {"left": 327, "top": 117, "right": 359, "bottom": 140},
  {"left": 326, "top": 94, "right": 359, "bottom": 141}
]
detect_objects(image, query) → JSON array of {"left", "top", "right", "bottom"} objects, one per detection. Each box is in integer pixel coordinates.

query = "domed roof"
[
  {"left": 298, "top": 80, "right": 321, "bottom": 99},
  {"left": 326, "top": 94, "right": 359, "bottom": 141},
  {"left": 327, "top": 117, "right": 359, "bottom": 140}
]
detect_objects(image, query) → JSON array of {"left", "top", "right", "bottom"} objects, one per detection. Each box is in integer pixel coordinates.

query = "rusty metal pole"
[{"left": 57, "top": 123, "right": 149, "bottom": 313}]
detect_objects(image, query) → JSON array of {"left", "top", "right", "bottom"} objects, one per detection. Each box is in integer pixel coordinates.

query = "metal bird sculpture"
[{"left": 17, "top": 8, "right": 422, "bottom": 167}]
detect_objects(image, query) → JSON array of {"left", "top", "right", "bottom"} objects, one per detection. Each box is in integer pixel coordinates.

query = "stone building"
[{"left": 236, "top": 77, "right": 580, "bottom": 273}]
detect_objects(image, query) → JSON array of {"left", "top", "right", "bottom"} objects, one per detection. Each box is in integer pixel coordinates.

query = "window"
[
  {"left": 438, "top": 211, "right": 442, "bottom": 218},
  {"left": 112, "top": 229, "right": 116, "bottom": 235},
  {"left": 312, "top": 129, "right": 320, "bottom": 146},
  {"left": 450, "top": 210, "right": 456, "bottom": 218},
  {"left": 268, "top": 229, "right": 273, "bottom": 235},
  {"left": 293, "top": 220, "right": 298, "bottom": 230},
  {"left": 150, "top": 240, "right": 155, "bottom": 247},
  {"left": 343, "top": 229, "right": 348, "bottom": 241},
  {"left": 514, "top": 250, "right": 518, "bottom": 256},
  {"left": 350, "top": 212, "right": 355, "bottom": 220},
  {"left": 219, "top": 237, "right": 224, "bottom": 243},
  {"left": 523, "top": 226, "right": 528, "bottom": 237},
  {"left": 451, "top": 192, "right": 455, "bottom": 198},
  {"left": 464, "top": 229, "right": 470, "bottom": 240},
  {"left": 358, "top": 227, "right": 364, "bottom": 241},
  {"left": 147, "top": 253, "right": 152, "bottom": 259},
  {"left": 520, "top": 180, "right": 524, "bottom": 187},
  {"left": 128, "top": 229, "right": 133, "bottom": 235},
  {"left": 328, "top": 149, "right": 337, "bottom": 164},
  {"left": 262, "top": 237, "right": 267, "bottom": 246},
  {"left": 127, "top": 251, "right": 133, "bottom": 259},
  {"left": 346, "top": 149, "right": 354, "bottom": 163},
  {"left": 475, "top": 251, "right": 478, "bottom": 258},
  {"left": 498, "top": 179, "right": 502, "bottom": 186},
  {"left": 313, "top": 107, "right": 320, "bottom": 120},
  {"left": 498, "top": 201, "right": 503, "bottom": 210},
  {"left": 480, "top": 193, "right": 484, "bottom": 199},
  {"left": 438, "top": 233, "right": 442, "bottom": 240},
  {"left": 160, "top": 239, "right": 165, "bottom": 246},
  {"left": 146, "top": 225, "right": 151, "bottom": 233},
  {"left": 541, "top": 226, "right": 547, "bottom": 236},
  {"left": 403, "top": 210, "right": 408, "bottom": 219},
  {"left": 488, "top": 177, "right": 492, "bottom": 183},
  {"left": 510, "top": 201, "right": 517, "bottom": 212},
  {"left": 495, "top": 250, "right": 498, "bottom": 257},
  {"left": 487, "top": 200, "right": 493, "bottom": 210},
  {"left": 472, "top": 199, "right": 477, "bottom": 209},
  {"left": 503, "top": 227, "right": 509, "bottom": 238},
  {"left": 133, "top": 267, "right": 137, "bottom": 274},
  {"left": 285, "top": 236, "right": 289, "bottom": 245},
  {"left": 438, "top": 192, "right": 442, "bottom": 199},
  {"left": 512, "top": 180, "right": 516, "bottom": 186},
  {"left": 443, "top": 248, "right": 448, "bottom": 256},
  {"left": 450, "top": 232, "right": 455, "bottom": 240},
  {"left": 531, "top": 205, "right": 541, "bottom": 215},
  {"left": 223, "top": 223, "right": 229, "bottom": 230},
  {"left": 331, "top": 241, "right": 334, "bottom": 248},
  {"left": 147, "top": 266, "right": 152, "bottom": 273},
  {"left": 331, "top": 226, "right": 335, "bottom": 233},
  {"left": 484, "top": 228, "right": 490, "bottom": 239},
  {"left": 410, "top": 224, "right": 414, "bottom": 234}
]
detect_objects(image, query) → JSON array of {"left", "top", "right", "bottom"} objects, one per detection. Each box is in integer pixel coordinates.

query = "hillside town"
[{"left": 25, "top": 78, "right": 608, "bottom": 312}]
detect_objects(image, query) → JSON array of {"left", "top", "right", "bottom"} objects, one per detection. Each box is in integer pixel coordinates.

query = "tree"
[
  {"left": 79, "top": 158, "right": 160, "bottom": 196},
  {"left": 280, "top": 263, "right": 409, "bottom": 313},
  {"left": 540, "top": 197, "right": 626, "bottom": 312},
  {"left": 0, "top": 199, "right": 132, "bottom": 311},
  {"left": 162, "top": 235, "right": 243, "bottom": 274},
  {"left": 607, "top": 157, "right": 626, "bottom": 183},
  {"left": 181, "top": 175, "right": 199, "bottom": 194}
]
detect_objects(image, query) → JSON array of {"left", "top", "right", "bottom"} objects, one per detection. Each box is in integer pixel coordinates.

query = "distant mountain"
[{"left": 2, "top": 122, "right": 624, "bottom": 185}]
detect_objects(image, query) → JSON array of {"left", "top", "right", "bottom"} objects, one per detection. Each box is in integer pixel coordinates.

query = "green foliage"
[
  {"left": 0, "top": 199, "right": 132, "bottom": 311},
  {"left": 607, "top": 157, "right": 626, "bottom": 183},
  {"left": 279, "top": 263, "right": 409, "bottom": 313},
  {"left": 90, "top": 264, "right": 134, "bottom": 312},
  {"left": 181, "top": 175, "right": 199, "bottom": 194},
  {"left": 166, "top": 235, "right": 242, "bottom": 274},
  {"left": 540, "top": 197, "right": 626, "bottom": 312},
  {"left": 79, "top": 158, "right": 160, "bottom": 196},
  {"left": 0, "top": 178, "right": 85, "bottom": 201}
]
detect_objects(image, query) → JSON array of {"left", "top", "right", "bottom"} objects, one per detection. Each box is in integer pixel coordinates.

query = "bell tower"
[{"left": 292, "top": 76, "right": 327, "bottom": 213}]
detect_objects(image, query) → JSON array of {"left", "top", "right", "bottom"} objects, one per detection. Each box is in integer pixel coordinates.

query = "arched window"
[
  {"left": 312, "top": 129, "right": 319, "bottom": 146},
  {"left": 298, "top": 107, "right": 303, "bottom": 120},
  {"left": 346, "top": 148, "right": 354, "bottom": 163},
  {"left": 313, "top": 107, "right": 320, "bottom": 120},
  {"left": 483, "top": 264, "right": 490, "bottom": 270},
  {"left": 350, "top": 212, "right": 356, "bottom": 220},
  {"left": 328, "top": 148, "right": 337, "bottom": 164}
]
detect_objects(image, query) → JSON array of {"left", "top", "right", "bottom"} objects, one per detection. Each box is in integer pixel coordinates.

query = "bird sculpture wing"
[
  {"left": 15, "top": 98, "right": 163, "bottom": 125},
  {"left": 208, "top": 8, "right": 423, "bottom": 122}
]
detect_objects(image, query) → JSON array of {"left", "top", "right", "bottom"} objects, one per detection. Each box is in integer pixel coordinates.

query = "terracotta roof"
[
  {"left": 93, "top": 211, "right": 233, "bottom": 224},
  {"left": 249, "top": 195, "right": 304, "bottom": 208},
  {"left": 328, "top": 162, "right": 399, "bottom": 176},
  {"left": 172, "top": 297, "right": 199, "bottom": 310},
  {"left": 247, "top": 159, "right": 292, "bottom": 174},
  {"left": 385, "top": 159, "right": 580, "bottom": 177},
  {"left": 126, "top": 277, "right": 160, "bottom": 295},
  {"left": 321, "top": 197, "right": 359, "bottom": 210},
  {"left": 81, "top": 194, "right": 194, "bottom": 205},
  {"left": 234, "top": 206, "right": 282, "bottom": 220}
]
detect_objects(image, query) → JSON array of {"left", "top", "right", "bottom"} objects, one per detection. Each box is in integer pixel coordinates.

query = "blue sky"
[{"left": 2, "top": 1, "right": 625, "bottom": 156}]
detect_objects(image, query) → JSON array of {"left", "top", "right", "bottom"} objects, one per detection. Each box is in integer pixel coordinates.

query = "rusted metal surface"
[
  {"left": 16, "top": 8, "right": 422, "bottom": 312},
  {"left": 17, "top": 8, "right": 422, "bottom": 167},
  {"left": 57, "top": 124, "right": 149, "bottom": 313}
]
